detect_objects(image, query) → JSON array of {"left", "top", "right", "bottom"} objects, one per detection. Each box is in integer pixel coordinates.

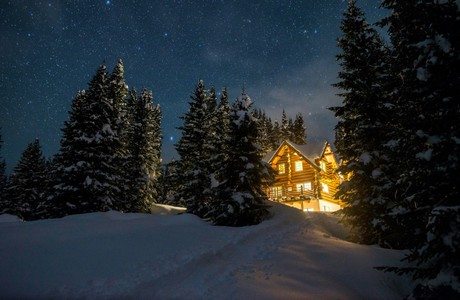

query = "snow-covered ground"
[{"left": 0, "top": 203, "right": 412, "bottom": 299}]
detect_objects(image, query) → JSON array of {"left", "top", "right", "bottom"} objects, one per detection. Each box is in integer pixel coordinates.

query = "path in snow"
[{"left": 0, "top": 203, "right": 411, "bottom": 299}]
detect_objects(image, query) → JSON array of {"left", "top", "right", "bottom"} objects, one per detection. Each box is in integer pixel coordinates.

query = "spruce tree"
[
  {"left": 271, "top": 119, "right": 281, "bottom": 148},
  {"left": 50, "top": 64, "right": 123, "bottom": 216},
  {"left": 173, "top": 80, "right": 215, "bottom": 217},
  {"left": 331, "top": 0, "right": 399, "bottom": 247},
  {"left": 292, "top": 113, "right": 306, "bottom": 145},
  {"left": 280, "top": 110, "right": 289, "bottom": 141},
  {"left": 124, "top": 88, "right": 162, "bottom": 212},
  {"left": 379, "top": 0, "right": 460, "bottom": 297},
  {"left": 210, "top": 92, "right": 274, "bottom": 226},
  {"left": 255, "top": 110, "right": 274, "bottom": 155},
  {"left": 211, "top": 87, "right": 231, "bottom": 165},
  {"left": 5, "top": 139, "right": 47, "bottom": 220}
]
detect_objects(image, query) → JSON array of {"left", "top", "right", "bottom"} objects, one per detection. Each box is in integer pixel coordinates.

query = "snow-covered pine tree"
[
  {"left": 331, "top": 0, "right": 400, "bottom": 247},
  {"left": 108, "top": 59, "right": 130, "bottom": 211},
  {"left": 124, "top": 88, "right": 162, "bottom": 212},
  {"left": 254, "top": 109, "right": 274, "bottom": 156},
  {"left": 4, "top": 139, "right": 47, "bottom": 220},
  {"left": 292, "top": 113, "right": 306, "bottom": 145},
  {"left": 210, "top": 87, "right": 231, "bottom": 167},
  {"left": 0, "top": 129, "right": 7, "bottom": 213},
  {"left": 173, "top": 80, "right": 215, "bottom": 217},
  {"left": 379, "top": 0, "right": 460, "bottom": 297},
  {"left": 50, "top": 64, "right": 123, "bottom": 216},
  {"left": 210, "top": 92, "right": 274, "bottom": 226}
]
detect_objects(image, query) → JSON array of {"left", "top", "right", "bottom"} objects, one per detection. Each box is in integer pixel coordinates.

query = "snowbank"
[{"left": 0, "top": 202, "right": 411, "bottom": 299}]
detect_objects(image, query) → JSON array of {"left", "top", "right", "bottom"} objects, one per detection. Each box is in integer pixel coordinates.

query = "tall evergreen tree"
[
  {"left": 50, "top": 64, "right": 123, "bottom": 216},
  {"left": 210, "top": 92, "right": 274, "bottom": 226},
  {"left": 292, "top": 113, "right": 306, "bottom": 145},
  {"left": 173, "top": 80, "right": 215, "bottom": 217},
  {"left": 331, "top": 0, "right": 400, "bottom": 247},
  {"left": 211, "top": 87, "right": 231, "bottom": 165},
  {"left": 379, "top": 0, "right": 460, "bottom": 297},
  {"left": 280, "top": 110, "right": 289, "bottom": 141},
  {"left": 271, "top": 119, "right": 281, "bottom": 148},
  {"left": 124, "top": 88, "right": 162, "bottom": 212},
  {"left": 5, "top": 139, "right": 47, "bottom": 220}
]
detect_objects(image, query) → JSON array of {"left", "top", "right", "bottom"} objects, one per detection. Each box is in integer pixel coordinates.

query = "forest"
[{"left": 0, "top": 0, "right": 459, "bottom": 298}]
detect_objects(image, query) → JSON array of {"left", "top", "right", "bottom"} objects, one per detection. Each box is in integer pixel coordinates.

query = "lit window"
[
  {"left": 270, "top": 186, "right": 282, "bottom": 198},
  {"left": 295, "top": 161, "right": 303, "bottom": 171},
  {"left": 278, "top": 163, "right": 285, "bottom": 174},
  {"left": 320, "top": 161, "right": 327, "bottom": 172},
  {"left": 296, "top": 182, "right": 312, "bottom": 192},
  {"left": 322, "top": 183, "right": 329, "bottom": 193}
]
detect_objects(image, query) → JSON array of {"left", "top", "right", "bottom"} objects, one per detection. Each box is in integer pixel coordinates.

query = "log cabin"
[{"left": 263, "top": 140, "right": 343, "bottom": 212}]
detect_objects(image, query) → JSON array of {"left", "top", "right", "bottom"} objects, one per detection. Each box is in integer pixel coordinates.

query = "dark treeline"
[
  {"left": 163, "top": 82, "right": 276, "bottom": 226},
  {"left": 333, "top": 0, "right": 459, "bottom": 298},
  {"left": 0, "top": 63, "right": 304, "bottom": 226},
  {"left": 0, "top": 60, "right": 162, "bottom": 220}
]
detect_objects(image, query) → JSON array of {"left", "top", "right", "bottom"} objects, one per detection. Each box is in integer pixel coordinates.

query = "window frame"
[
  {"left": 296, "top": 182, "right": 312, "bottom": 192},
  {"left": 294, "top": 160, "right": 303, "bottom": 172},
  {"left": 278, "top": 163, "right": 286, "bottom": 174}
]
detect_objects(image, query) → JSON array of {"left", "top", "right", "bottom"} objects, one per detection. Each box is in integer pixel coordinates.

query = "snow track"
[{"left": 0, "top": 203, "right": 410, "bottom": 299}]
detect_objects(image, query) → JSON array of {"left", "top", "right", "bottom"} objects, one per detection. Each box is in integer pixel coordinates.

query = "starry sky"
[{"left": 0, "top": 0, "right": 385, "bottom": 172}]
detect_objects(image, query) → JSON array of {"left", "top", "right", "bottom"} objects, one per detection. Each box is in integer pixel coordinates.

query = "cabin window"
[
  {"left": 295, "top": 161, "right": 303, "bottom": 172},
  {"left": 296, "top": 182, "right": 312, "bottom": 193},
  {"left": 270, "top": 186, "right": 283, "bottom": 198},
  {"left": 322, "top": 183, "right": 329, "bottom": 193},
  {"left": 320, "top": 161, "right": 327, "bottom": 172},
  {"left": 278, "top": 163, "right": 285, "bottom": 174}
]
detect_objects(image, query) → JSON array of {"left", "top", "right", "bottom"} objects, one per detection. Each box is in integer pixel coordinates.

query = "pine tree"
[
  {"left": 212, "top": 87, "right": 232, "bottom": 165},
  {"left": 210, "top": 92, "right": 274, "bottom": 226},
  {"left": 271, "top": 119, "right": 281, "bottom": 148},
  {"left": 124, "top": 88, "right": 162, "bottom": 212},
  {"left": 5, "top": 139, "right": 47, "bottom": 220},
  {"left": 292, "top": 113, "right": 306, "bottom": 145},
  {"left": 173, "top": 80, "right": 215, "bottom": 217},
  {"left": 280, "top": 110, "right": 289, "bottom": 141},
  {"left": 379, "top": 0, "right": 460, "bottom": 297},
  {"left": 50, "top": 64, "right": 123, "bottom": 216},
  {"left": 331, "top": 0, "right": 400, "bottom": 247},
  {"left": 253, "top": 109, "right": 273, "bottom": 155}
]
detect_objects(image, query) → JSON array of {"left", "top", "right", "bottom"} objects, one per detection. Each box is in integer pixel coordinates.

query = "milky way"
[{"left": 0, "top": 0, "right": 384, "bottom": 172}]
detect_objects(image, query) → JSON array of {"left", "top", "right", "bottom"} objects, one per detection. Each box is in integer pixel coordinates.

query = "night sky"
[{"left": 0, "top": 0, "right": 385, "bottom": 172}]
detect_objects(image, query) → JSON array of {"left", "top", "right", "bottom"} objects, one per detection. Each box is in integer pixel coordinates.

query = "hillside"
[{"left": 0, "top": 203, "right": 412, "bottom": 299}]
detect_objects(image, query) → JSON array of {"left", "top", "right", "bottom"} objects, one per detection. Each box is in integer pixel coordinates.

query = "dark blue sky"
[{"left": 0, "top": 0, "right": 384, "bottom": 172}]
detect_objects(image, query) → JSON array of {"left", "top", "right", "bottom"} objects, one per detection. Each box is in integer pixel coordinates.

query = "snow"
[
  {"left": 416, "top": 149, "right": 433, "bottom": 161},
  {"left": 0, "top": 214, "right": 21, "bottom": 223},
  {"left": 359, "top": 152, "right": 372, "bottom": 164},
  {"left": 416, "top": 67, "right": 428, "bottom": 81},
  {"left": 0, "top": 203, "right": 411, "bottom": 299}
]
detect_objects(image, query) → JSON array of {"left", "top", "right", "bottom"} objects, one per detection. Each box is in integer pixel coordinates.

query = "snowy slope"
[{"left": 0, "top": 203, "right": 411, "bottom": 299}]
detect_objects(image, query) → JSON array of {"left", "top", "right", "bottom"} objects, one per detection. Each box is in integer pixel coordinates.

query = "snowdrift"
[{"left": 0, "top": 202, "right": 411, "bottom": 299}]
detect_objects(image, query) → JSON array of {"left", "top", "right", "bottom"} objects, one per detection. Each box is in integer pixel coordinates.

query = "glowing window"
[
  {"left": 295, "top": 161, "right": 303, "bottom": 171},
  {"left": 278, "top": 163, "right": 285, "bottom": 174},
  {"left": 270, "top": 186, "right": 282, "bottom": 198},
  {"left": 322, "top": 183, "right": 329, "bottom": 193},
  {"left": 296, "top": 182, "right": 312, "bottom": 192}
]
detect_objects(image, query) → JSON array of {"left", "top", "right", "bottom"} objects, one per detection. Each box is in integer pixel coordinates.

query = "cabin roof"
[{"left": 263, "top": 139, "right": 330, "bottom": 170}]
